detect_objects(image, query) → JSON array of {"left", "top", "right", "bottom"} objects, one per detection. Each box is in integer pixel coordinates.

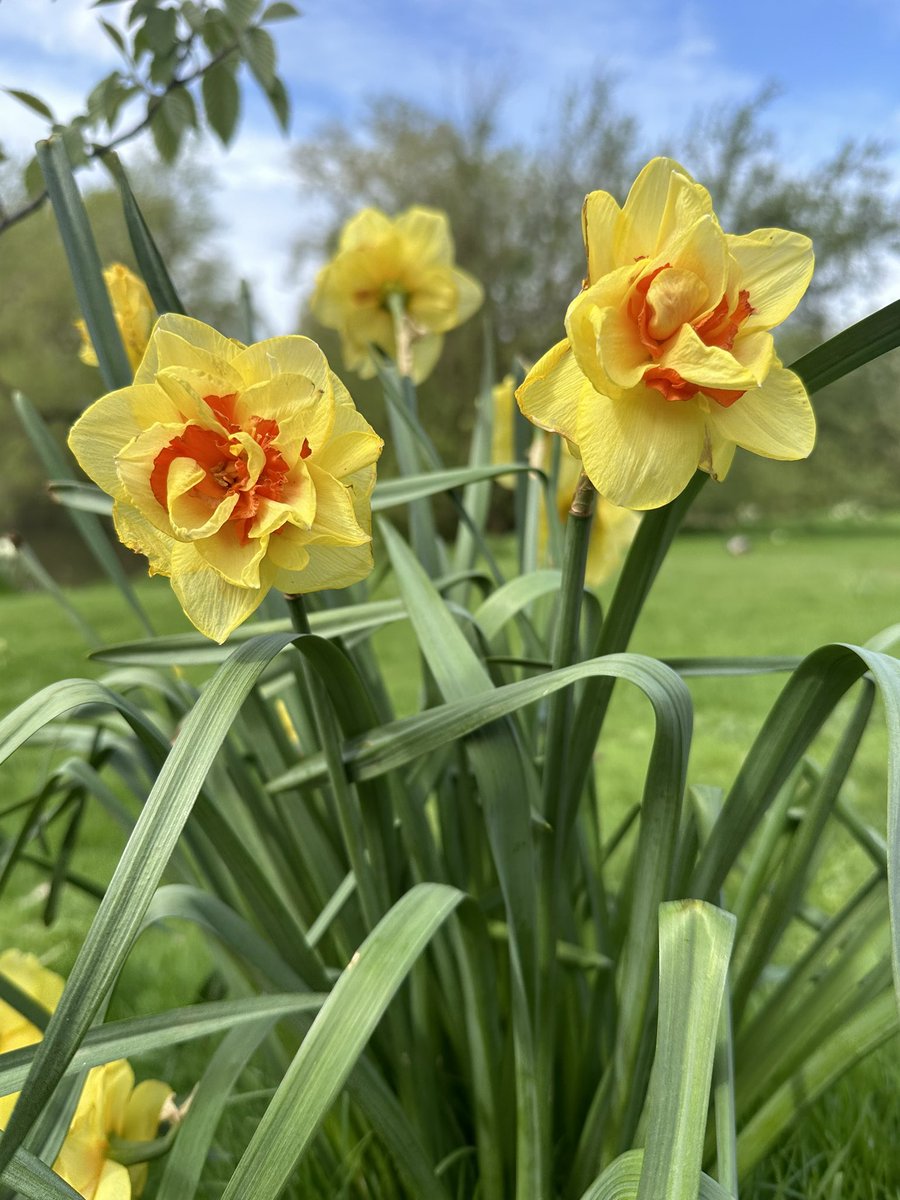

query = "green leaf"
[
  {"left": 100, "top": 19, "right": 128, "bottom": 54},
  {"left": 141, "top": 6, "right": 177, "bottom": 54},
  {"left": 224, "top": 0, "right": 261, "bottom": 28},
  {"left": 202, "top": 59, "right": 240, "bottom": 144},
  {"left": 792, "top": 299, "right": 900, "bottom": 394},
  {"left": 35, "top": 138, "right": 132, "bottom": 391},
  {"left": 636, "top": 902, "right": 736, "bottom": 1200},
  {"left": 372, "top": 463, "right": 533, "bottom": 511},
  {"left": 12, "top": 391, "right": 154, "bottom": 636},
  {"left": 4, "top": 89, "right": 55, "bottom": 121},
  {"left": 47, "top": 480, "right": 112, "bottom": 515},
  {"left": 578, "top": 1150, "right": 733, "bottom": 1200},
  {"left": 262, "top": 1, "right": 299, "bottom": 19},
  {"left": 219, "top": 884, "right": 464, "bottom": 1200},
  {"left": 0, "top": 995, "right": 324, "bottom": 1096},
  {"left": 102, "top": 152, "right": 186, "bottom": 314},
  {"left": 5, "top": 88, "right": 55, "bottom": 120},
  {"left": 1, "top": 1147, "right": 82, "bottom": 1199},
  {"left": 0, "top": 633, "right": 299, "bottom": 1174},
  {"left": 265, "top": 75, "right": 290, "bottom": 130},
  {"left": 243, "top": 25, "right": 277, "bottom": 88}
]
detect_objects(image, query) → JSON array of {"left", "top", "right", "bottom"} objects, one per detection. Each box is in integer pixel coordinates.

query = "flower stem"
[{"left": 536, "top": 469, "right": 596, "bottom": 1193}]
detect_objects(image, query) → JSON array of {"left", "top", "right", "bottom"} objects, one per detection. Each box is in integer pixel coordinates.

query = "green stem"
[
  {"left": 536, "top": 471, "right": 596, "bottom": 1195},
  {"left": 284, "top": 593, "right": 386, "bottom": 929}
]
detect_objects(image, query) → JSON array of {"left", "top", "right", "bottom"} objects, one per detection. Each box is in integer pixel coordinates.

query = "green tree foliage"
[
  {"left": 0, "top": 158, "right": 241, "bottom": 573},
  {"left": 0, "top": 0, "right": 297, "bottom": 237},
  {"left": 293, "top": 82, "right": 900, "bottom": 521}
]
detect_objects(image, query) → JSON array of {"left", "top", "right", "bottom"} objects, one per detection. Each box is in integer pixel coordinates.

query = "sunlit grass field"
[{"left": 2, "top": 523, "right": 899, "bottom": 1197}]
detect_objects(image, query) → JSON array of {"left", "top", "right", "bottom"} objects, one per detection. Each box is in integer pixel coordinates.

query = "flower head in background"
[
  {"left": 76, "top": 264, "right": 156, "bottom": 374},
  {"left": 69, "top": 315, "right": 383, "bottom": 642},
  {"left": 517, "top": 157, "right": 815, "bottom": 510},
  {"left": 491, "top": 377, "right": 638, "bottom": 585},
  {"left": 311, "top": 206, "right": 484, "bottom": 383},
  {"left": 53, "top": 1060, "right": 172, "bottom": 1200}
]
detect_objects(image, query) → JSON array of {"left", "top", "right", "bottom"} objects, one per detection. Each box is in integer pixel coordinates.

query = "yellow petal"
[
  {"left": 154, "top": 369, "right": 238, "bottom": 429},
  {"left": 516, "top": 339, "right": 586, "bottom": 441},
  {"left": 660, "top": 325, "right": 759, "bottom": 391},
  {"left": 727, "top": 228, "right": 814, "bottom": 330},
  {"left": 584, "top": 500, "right": 640, "bottom": 586},
  {"left": 306, "top": 463, "right": 371, "bottom": 545},
  {"left": 231, "top": 335, "right": 331, "bottom": 392},
  {"left": 731, "top": 329, "right": 775, "bottom": 384},
  {"left": 136, "top": 315, "right": 243, "bottom": 385},
  {"left": 567, "top": 295, "right": 646, "bottom": 391},
  {"left": 449, "top": 267, "right": 484, "bottom": 323},
  {"left": 266, "top": 522, "right": 313, "bottom": 572},
  {"left": 234, "top": 374, "right": 335, "bottom": 463},
  {"left": 121, "top": 1079, "right": 171, "bottom": 1143},
  {"left": 645, "top": 267, "right": 710, "bottom": 341},
  {"left": 167, "top": 459, "right": 239, "bottom": 541},
  {"left": 698, "top": 418, "right": 737, "bottom": 482},
  {"left": 170, "top": 543, "right": 272, "bottom": 641},
  {"left": 68, "top": 386, "right": 158, "bottom": 501},
  {"left": 272, "top": 540, "right": 374, "bottom": 595},
  {"left": 577, "top": 384, "right": 705, "bottom": 510},
  {"left": 616, "top": 157, "right": 715, "bottom": 262},
  {"left": 706, "top": 364, "right": 815, "bottom": 460},
  {"left": 94, "top": 1158, "right": 132, "bottom": 1200},
  {"left": 314, "top": 430, "right": 384, "bottom": 480},
  {"left": 337, "top": 207, "right": 393, "bottom": 253},
  {"left": 394, "top": 206, "right": 454, "bottom": 265},
  {"left": 115, "top": 422, "right": 188, "bottom": 535},
  {"left": 409, "top": 332, "right": 444, "bottom": 383},
  {"left": 582, "top": 189, "right": 621, "bottom": 283},
  {"left": 195, "top": 521, "right": 269, "bottom": 587},
  {"left": 112, "top": 502, "right": 175, "bottom": 576}
]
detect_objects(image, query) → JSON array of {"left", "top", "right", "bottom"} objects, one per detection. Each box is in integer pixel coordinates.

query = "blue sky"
[{"left": 1, "top": 0, "right": 898, "bottom": 326}]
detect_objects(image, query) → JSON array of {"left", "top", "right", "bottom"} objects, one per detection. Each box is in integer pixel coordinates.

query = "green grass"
[{"left": 2, "top": 524, "right": 900, "bottom": 1196}]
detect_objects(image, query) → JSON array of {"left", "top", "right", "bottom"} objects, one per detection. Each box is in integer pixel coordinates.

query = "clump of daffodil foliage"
[{"left": 1, "top": 146, "right": 899, "bottom": 1200}]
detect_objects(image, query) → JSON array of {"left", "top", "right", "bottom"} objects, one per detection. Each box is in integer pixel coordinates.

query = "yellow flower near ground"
[
  {"left": 491, "top": 377, "right": 638, "bottom": 585},
  {"left": 516, "top": 157, "right": 816, "bottom": 510},
  {"left": 311, "top": 206, "right": 484, "bottom": 383},
  {"left": 0, "top": 951, "right": 64, "bottom": 1130},
  {"left": 69, "top": 314, "right": 383, "bottom": 642},
  {"left": 53, "top": 1061, "right": 172, "bottom": 1200},
  {"left": 76, "top": 264, "right": 156, "bottom": 373}
]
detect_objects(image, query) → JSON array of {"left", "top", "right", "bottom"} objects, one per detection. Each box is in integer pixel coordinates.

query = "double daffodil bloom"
[
  {"left": 77, "top": 264, "right": 156, "bottom": 374},
  {"left": 53, "top": 1061, "right": 172, "bottom": 1200},
  {"left": 492, "top": 375, "right": 638, "bottom": 585},
  {"left": 311, "top": 206, "right": 484, "bottom": 383},
  {"left": 517, "top": 157, "right": 816, "bottom": 510},
  {"left": 0, "top": 951, "right": 64, "bottom": 1131},
  {"left": 69, "top": 315, "right": 383, "bottom": 642}
]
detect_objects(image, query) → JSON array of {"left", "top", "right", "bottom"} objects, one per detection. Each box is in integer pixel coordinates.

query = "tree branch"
[{"left": 0, "top": 42, "right": 239, "bottom": 237}]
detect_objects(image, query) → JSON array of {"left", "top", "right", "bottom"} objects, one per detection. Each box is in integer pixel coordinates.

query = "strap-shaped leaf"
[{"left": 219, "top": 884, "right": 463, "bottom": 1200}]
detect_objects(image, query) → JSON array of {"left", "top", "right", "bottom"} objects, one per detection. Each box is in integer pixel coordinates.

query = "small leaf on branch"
[
  {"left": 202, "top": 61, "right": 240, "bottom": 145},
  {"left": 265, "top": 75, "right": 290, "bottom": 131},
  {"left": 224, "top": 0, "right": 262, "bottom": 30},
  {"left": 243, "top": 26, "right": 277, "bottom": 88},
  {"left": 263, "top": 1, "right": 300, "bottom": 19},
  {"left": 4, "top": 89, "right": 55, "bottom": 121}
]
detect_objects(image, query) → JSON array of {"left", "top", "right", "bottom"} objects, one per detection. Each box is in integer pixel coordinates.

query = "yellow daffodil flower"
[
  {"left": 311, "top": 206, "right": 484, "bottom": 383},
  {"left": 491, "top": 378, "right": 638, "bottom": 584},
  {"left": 76, "top": 264, "right": 156, "bottom": 374},
  {"left": 516, "top": 157, "right": 816, "bottom": 510},
  {"left": 0, "top": 951, "right": 64, "bottom": 1130},
  {"left": 69, "top": 315, "right": 383, "bottom": 642},
  {"left": 53, "top": 1060, "right": 172, "bottom": 1200}
]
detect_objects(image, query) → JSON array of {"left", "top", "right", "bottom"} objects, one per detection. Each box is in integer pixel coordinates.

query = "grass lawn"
[{"left": 2, "top": 522, "right": 899, "bottom": 1196}]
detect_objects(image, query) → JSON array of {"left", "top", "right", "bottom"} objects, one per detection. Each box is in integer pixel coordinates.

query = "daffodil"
[
  {"left": 517, "top": 157, "right": 816, "bottom": 510},
  {"left": 491, "top": 378, "right": 638, "bottom": 584},
  {"left": 53, "top": 1060, "right": 172, "bottom": 1200},
  {"left": 76, "top": 264, "right": 156, "bottom": 374},
  {"left": 310, "top": 206, "right": 484, "bottom": 383},
  {"left": 69, "top": 315, "right": 383, "bottom": 642},
  {"left": 0, "top": 951, "right": 64, "bottom": 1130}
]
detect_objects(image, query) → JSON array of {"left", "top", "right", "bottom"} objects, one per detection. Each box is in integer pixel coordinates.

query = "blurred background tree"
[{"left": 292, "top": 79, "right": 900, "bottom": 527}]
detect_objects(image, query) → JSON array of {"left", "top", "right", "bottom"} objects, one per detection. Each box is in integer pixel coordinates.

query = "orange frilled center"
[
  {"left": 149, "top": 394, "right": 311, "bottom": 542},
  {"left": 628, "top": 264, "right": 753, "bottom": 408}
]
